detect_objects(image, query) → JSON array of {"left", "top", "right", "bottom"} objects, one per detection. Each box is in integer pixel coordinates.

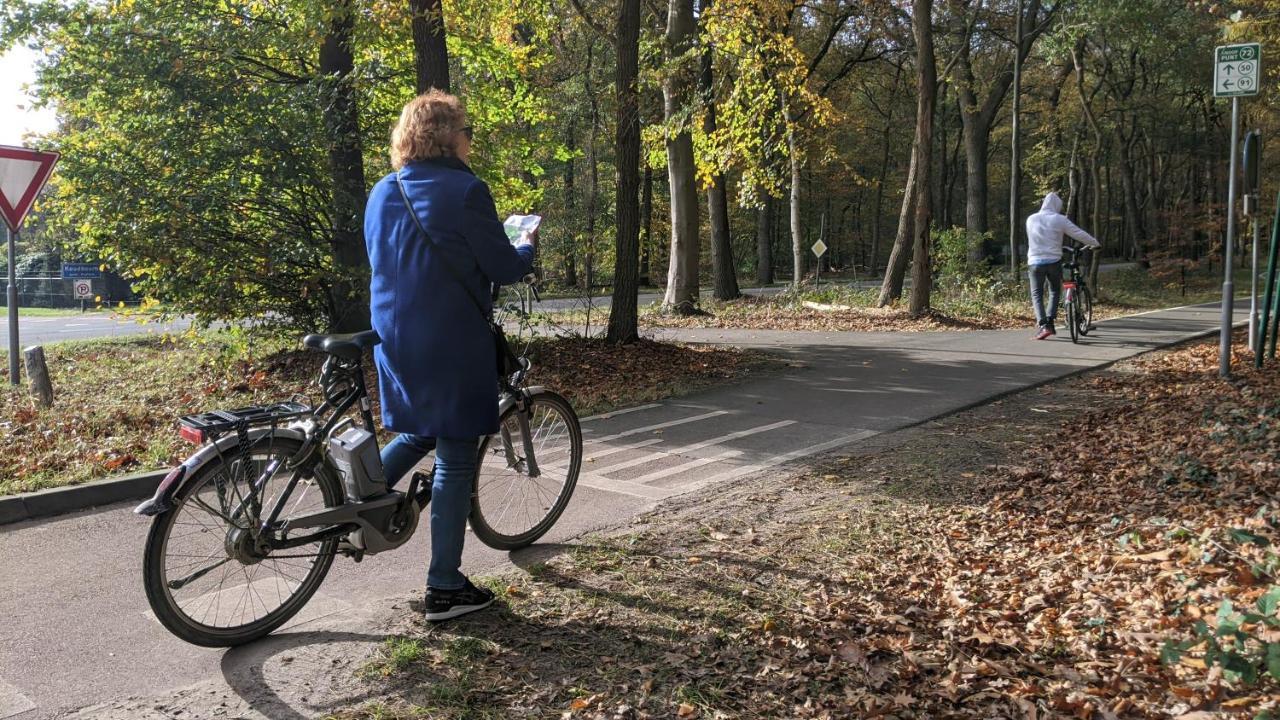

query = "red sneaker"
[{"left": 1035, "top": 327, "right": 1053, "bottom": 340}]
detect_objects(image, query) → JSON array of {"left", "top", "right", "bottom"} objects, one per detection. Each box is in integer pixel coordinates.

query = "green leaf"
[
  {"left": 1258, "top": 586, "right": 1280, "bottom": 616},
  {"left": 1229, "top": 528, "right": 1271, "bottom": 547},
  {"left": 1222, "top": 651, "right": 1259, "bottom": 684},
  {"left": 1160, "top": 640, "right": 1187, "bottom": 666},
  {"left": 1268, "top": 643, "right": 1280, "bottom": 681}
]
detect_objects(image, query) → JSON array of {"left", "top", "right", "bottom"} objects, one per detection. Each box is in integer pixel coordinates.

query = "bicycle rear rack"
[{"left": 178, "top": 402, "right": 313, "bottom": 443}]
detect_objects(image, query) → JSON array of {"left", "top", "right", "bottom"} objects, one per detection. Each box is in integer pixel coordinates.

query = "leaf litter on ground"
[{"left": 331, "top": 332, "right": 1280, "bottom": 719}]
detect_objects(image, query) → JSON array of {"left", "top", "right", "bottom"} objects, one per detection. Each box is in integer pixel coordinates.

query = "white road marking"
[
  {"left": 576, "top": 474, "right": 678, "bottom": 500},
  {"left": 627, "top": 448, "right": 744, "bottom": 484},
  {"left": 676, "top": 429, "right": 880, "bottom": 493},
  {"left": 586, "top": 420, "right": 795, "bottom": 475},
  {"left": 0, "top": 677, "right": 35, "bottom": 719},
  {"left": 586, "top": 410, "right": 731, "bottom": 444},
  {"left": 583, "top": 437, "right": 665, "bottom": 461},
  {"left": 579, "top": 403, "right": 662, "bottom": 424}
]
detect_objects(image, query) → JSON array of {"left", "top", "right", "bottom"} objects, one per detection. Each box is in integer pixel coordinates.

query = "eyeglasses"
[{"left": 460, "top": 125, "right": 474, "bottom": 141}]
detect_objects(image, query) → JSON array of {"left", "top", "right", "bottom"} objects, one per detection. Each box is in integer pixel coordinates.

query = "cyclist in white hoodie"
[{"left": 1026, "top": 191, "right": 1100, "bottom": 340}]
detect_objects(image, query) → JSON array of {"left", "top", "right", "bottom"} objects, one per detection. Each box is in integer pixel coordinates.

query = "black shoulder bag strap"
[{"left": 394, "top": 170, "right": 519, "bottom": 377}]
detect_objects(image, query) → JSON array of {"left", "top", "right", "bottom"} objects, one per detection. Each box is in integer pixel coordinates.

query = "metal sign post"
[
  {"left": 1243, "top": 130, "right": 1262, "bottom": 352},
  {"left": 1215, "top": 44, "right": 1261, "bottom": 377},
  {"left": 0, "top": 145, "right": 60, "bottom": 385},
  {"left": 6, "top": 225, "right": 16, "bottom": 384}
]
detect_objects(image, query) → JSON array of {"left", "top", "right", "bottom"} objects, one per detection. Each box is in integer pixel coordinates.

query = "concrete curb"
[{"left": 0, "top": 468, "right": 167, "bottom": 527}]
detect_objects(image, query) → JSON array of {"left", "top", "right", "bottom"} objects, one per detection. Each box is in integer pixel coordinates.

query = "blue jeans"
[
  {"left": 381, "top": 434, "right": 478, "bottom": 591},
  {"left": 1029, "top": 261, "right": 1063, "bottom": 328}
]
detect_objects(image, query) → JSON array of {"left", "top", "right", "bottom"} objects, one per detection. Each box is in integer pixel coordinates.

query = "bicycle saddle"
[{"left": 303, "top": 330, "right": 381, "bottom": 360}]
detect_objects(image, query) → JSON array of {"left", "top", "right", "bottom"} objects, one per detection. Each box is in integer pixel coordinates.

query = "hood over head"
[{"left": 1041, "top": 192, "right": 1063, "bottom": 213}]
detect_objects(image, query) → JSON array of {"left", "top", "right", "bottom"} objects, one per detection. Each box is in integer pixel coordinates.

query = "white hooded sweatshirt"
[{"left": 1025, "top": 192, "right": 1099, "bottom": 265}]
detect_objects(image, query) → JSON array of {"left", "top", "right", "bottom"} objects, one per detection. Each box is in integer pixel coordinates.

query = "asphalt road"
[
  {"left": 0, "top": 298, "right": 1231, "bottom": 719},
  {"left": 4, "top": 312, "right": 192, "bottom": 348}
]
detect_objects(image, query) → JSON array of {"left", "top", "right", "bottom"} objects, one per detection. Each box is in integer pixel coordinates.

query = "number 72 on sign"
[{"left": 1215, "top": 43, "right": 1261, "bottom": 98}]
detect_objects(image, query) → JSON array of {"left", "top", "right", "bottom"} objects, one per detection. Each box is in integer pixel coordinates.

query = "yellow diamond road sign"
[
  {"left": 811, "top": 239, "right": 827, "bottom": 258},
  {"left": 1215, "top": 43, "right": 1260, "bottom": 98}
]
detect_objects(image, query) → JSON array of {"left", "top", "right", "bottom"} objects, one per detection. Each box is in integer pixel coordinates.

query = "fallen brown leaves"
[
  {"left": 525, "top": 337, "right": 769, "bottom": 417},
  {"left": 643, "top": 295, "right": 1024, "bottom": 333},
  {"left": 333, "top": 334, "right": 1279, "bottom": 720}
]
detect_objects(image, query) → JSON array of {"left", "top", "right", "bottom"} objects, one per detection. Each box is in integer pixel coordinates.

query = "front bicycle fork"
[{"left": 498, "top": 394, "right": 541, "bottom": 478}]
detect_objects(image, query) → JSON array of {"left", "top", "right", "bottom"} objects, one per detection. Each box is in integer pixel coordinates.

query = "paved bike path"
[{"left": 0, "top": 301, "right": 1241, "bottom": 719}]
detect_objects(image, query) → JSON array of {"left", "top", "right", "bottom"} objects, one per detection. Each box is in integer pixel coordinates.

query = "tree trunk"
[
  {"left": 908, "top": 0, "right": 936, "bottom": 316},
  {"left": 700, "top": 0, "right": 739, "bottom": 300},
  {"left": 756, "top": 195, "right": 773, "bottom": 284},
  {"left": 877, "top": 141, "right": 917, "bottom": 306},
  {"left": 640, "top": 163, "right": 653, "bottom": 286},
  {"left": 563, "top": 119, "right": 578, "bottom": 288},
  {"left": 962, "top": 125, "right": 990, "bottom": 255},
  {"left": 606, "top": 0, "right": 642, "bottom": 342},
  {"left": 319, "top": 0, "right": 369, "bottom": 333},
  {"left": 409, "top": 0, "right": 450, "bottom": 93},
  {"left": 661, "top": 0, "right": 700, "bottom": 313},
  {"left": 788, "top": 120, "right": 804, "bottom": 287}
]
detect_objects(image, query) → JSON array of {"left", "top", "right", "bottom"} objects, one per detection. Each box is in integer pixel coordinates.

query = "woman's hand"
[{"left": 518, "top": 228, "right": 539, "bottom": 253}]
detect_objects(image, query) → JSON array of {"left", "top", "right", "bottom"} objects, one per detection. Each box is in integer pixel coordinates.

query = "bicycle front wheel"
[
  {"left": 471, "top": 391, "right": 581, "bottom": 550},
  {"left": 142, "top": 435, "right": 343, "bottom": 647}
]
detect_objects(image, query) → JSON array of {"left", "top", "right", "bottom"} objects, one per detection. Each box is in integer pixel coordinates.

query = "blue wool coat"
[{"left": 365, "top": 157, "right": 535, "bottom": 439}]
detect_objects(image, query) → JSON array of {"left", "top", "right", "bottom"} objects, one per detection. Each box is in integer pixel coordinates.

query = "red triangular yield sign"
[{"left": 0, "top": 145, "right": 60, "bottom": 232}]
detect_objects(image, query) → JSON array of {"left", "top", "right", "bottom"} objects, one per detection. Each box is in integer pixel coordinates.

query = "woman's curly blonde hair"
[{"left": 390, "top": 90, "right": 468, "bottom": 169}]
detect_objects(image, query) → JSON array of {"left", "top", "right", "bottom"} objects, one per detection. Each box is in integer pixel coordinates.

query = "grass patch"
[
  {"left": 0, "top": 331, "right": 768, "bottom": 495},
  {"left": 0, "top": 306, "right": 110, "bottom": 317}
]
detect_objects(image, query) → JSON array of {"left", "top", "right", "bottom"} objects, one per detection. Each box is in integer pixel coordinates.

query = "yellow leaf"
[{"left": 677, "top": 703, "right": 698, "bottom": 717}]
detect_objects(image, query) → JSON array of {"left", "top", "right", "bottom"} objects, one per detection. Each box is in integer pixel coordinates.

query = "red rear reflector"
[
  {"left": 1063, "top": 282, "right": 1077, "bottom": 289},
  {"left": 179, "top": 425, "right": 205, "bottom": 445}
]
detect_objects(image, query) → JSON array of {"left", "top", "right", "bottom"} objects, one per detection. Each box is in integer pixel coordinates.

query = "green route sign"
[{"left": 1215, "top": 43, "right": 1261, "bottom": 98}]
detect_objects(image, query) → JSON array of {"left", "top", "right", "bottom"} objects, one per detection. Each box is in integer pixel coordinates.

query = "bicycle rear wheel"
[
  {"left": 1066, "top": 295, "right": 1080, "bottom": 344},
  {"left": 1078, "top": 285, "right": 1094, "bottom": 336},
  {"left": 471, "top": 391, "right": 581, "bottom": 550},
  {"left": 142, "top": 435, "right": 343, "bottom": 647}
]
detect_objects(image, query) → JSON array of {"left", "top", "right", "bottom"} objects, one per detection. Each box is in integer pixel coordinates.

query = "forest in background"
[{"left": 0, "top": 0, "right": 1274, "bottom": 339}]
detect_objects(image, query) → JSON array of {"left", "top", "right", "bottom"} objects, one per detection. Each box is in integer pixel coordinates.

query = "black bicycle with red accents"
[
  {"left": 136, "top": 279, "right": 581, "bottom": 647},
  {"left": 1061, "top": 245, "right": 1095, "bottom": 344}
]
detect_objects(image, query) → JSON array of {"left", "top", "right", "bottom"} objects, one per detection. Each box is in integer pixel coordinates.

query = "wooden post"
[{"left": 24, "top": 345, "right": 53, "bottom": 408}]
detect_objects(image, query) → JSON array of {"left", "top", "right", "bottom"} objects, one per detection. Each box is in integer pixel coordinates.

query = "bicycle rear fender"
[{"left": 134, "top": 427, "right": 309, "bottom": 517}]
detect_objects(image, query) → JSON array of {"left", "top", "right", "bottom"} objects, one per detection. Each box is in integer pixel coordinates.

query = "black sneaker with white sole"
[{"left": 424, "top": 578, "right": 495, "bottom": 622}]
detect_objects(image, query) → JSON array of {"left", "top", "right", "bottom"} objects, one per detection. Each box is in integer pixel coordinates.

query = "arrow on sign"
[
  {"left": 1224, "top": 64, "right": 1235, "bottom": 75},
  {"left": 0, "top": 145, "right": 60, "bottom": 232},
  {"left": 1223, "top": 79, "right": 1235, "bottom": 89}
]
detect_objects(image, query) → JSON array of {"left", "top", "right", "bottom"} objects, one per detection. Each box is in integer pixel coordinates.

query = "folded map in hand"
[{"left": 503, "top": 214, "right": 542, "bottom": 244}]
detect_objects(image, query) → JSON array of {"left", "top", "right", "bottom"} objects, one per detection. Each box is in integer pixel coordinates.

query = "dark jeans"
[
  {"left": 380, "top": 434, "right": 478, "bottom": 590},
  {"left": 1028, "top": 261, "right": 1063, "bottom": 327}
]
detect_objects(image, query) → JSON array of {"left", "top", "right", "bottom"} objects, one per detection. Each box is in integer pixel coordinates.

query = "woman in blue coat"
[{"left": 365, "top": 90, "right": 535, "bottom": 621}]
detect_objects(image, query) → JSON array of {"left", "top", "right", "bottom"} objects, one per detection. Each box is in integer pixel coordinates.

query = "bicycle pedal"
[{"left": 337, "top": 539, "right": 365, "bottom": 561}]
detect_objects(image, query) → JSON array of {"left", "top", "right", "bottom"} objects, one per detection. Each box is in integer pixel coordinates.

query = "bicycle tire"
[
  {"left": 142, "top": 435, "right": 343, "bottom": 647},
  {"left": 1067, "top": 296, "right": 1080, "bottom": 344},
  {"left": 1078, "top": 285, "right": 1094, "bottom": 336},
  {"left": 471, "top": 391, "right": 581, "bottom": 551}
]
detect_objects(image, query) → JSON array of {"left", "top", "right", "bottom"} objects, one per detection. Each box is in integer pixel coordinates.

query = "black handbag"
[{"left": 394, "top": 171, "right": 521, "bottom": 379}]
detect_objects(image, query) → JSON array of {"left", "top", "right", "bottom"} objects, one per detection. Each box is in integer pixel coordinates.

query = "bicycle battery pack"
[{"left": 329, "top": 427, "right": 389, "bottom": 501}]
